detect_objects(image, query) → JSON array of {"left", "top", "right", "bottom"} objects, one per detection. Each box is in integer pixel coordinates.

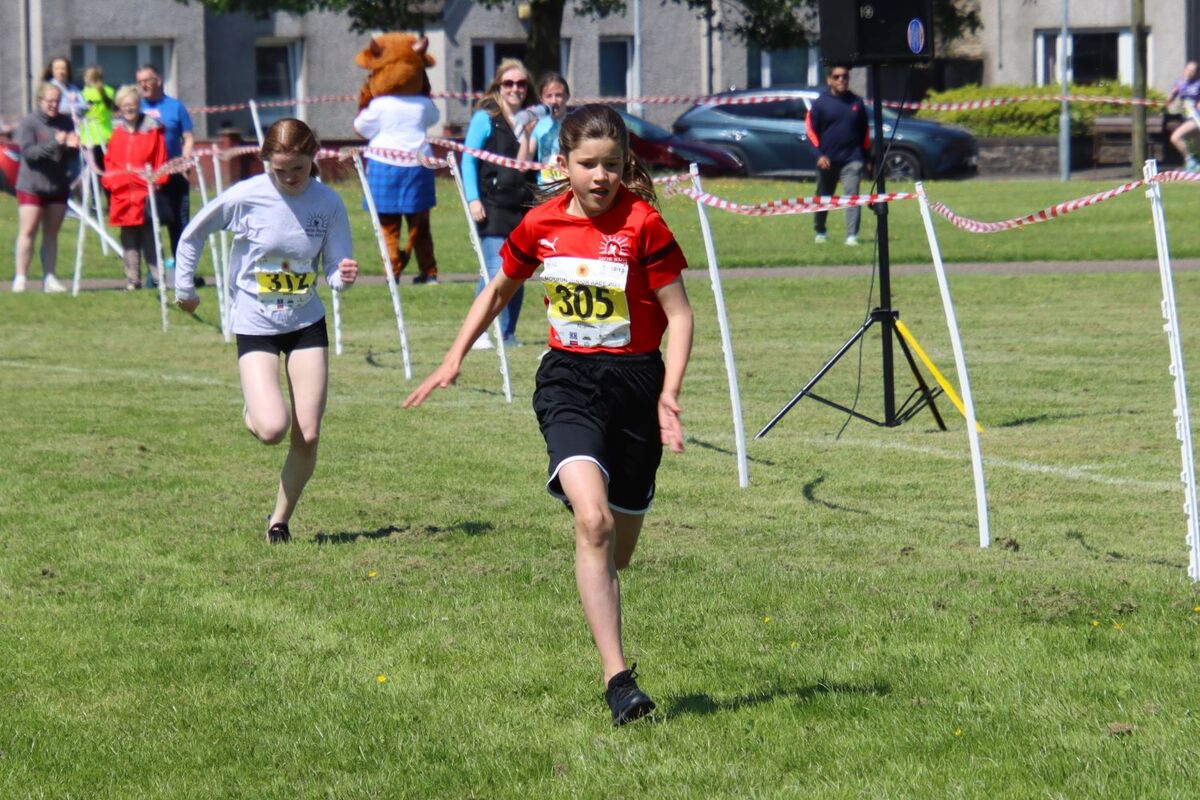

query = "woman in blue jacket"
[{"left": 462, "top": 59, "right": 535, "bottom": 349}]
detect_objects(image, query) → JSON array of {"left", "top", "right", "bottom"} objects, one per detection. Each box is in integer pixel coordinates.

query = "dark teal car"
[{"left": 671, "top": 87, "right": 979, "bottom": 180}]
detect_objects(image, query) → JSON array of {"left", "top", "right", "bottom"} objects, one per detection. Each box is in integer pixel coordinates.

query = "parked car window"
[{"left": 719, "top": 100, "right": 804, "bottom": 120}]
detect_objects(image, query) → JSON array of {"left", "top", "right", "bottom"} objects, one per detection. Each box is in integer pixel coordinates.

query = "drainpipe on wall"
[
  {"left": 22, "top": 0, "right": 34, "bottom": 111},
  {"left": 1059, "top": 0, "right": 1071, "bottom": 182},
  {"left": 632, "top": 0, "right": 643, "bottom": 117}
]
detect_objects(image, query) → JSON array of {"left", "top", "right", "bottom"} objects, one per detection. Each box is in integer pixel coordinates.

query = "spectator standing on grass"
[
  {"left": 806, "top": 63, "right": 870, "bottom": 247},
  {"left": 1167, "top": 61, "right": 1200, "bottom": 172},
  {"left": 137, "top": 63, "right": 194, "bottom": 284},
  {"left": 102, "top": 85, "right": 167, "bottom": 291},
  {"left": 80, "top": 66, "right": 117, "bottom": 170},
  {"left": 12, "top": 83, "right": 77, "bottom": 294},
  {"left": 173, "top": 119, "right": 358, "bottom": 544},
  {"left": 461, "top": 58, "right": 536, "bottom": 350},
  {"left": 532, "top": 72, "right": 571, "bottom": 184},
  {"left": 43, "top": 56, "right": 89, "bottom": 120}
]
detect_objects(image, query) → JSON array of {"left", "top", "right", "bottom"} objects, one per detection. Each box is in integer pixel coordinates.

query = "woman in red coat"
[{"left": 102, "top": 84, "right": 167, "bottom": 290}]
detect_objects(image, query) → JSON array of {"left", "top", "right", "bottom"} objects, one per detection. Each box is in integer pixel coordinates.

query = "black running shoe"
[
  {"left": 266, "top": 521, "right": 291, "bottom": 544},
  {"left": 604, "top": 664, "right": 656, "bottom": 726}
]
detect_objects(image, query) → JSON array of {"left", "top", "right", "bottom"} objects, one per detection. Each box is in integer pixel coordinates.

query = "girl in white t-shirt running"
[{"left": 174, "top": 119, "right": 359, "bottom": 543}]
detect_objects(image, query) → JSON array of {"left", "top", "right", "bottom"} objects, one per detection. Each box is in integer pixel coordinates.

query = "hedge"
[{"left": 915, "top": 82, "right": 1168, "bottom": 137}]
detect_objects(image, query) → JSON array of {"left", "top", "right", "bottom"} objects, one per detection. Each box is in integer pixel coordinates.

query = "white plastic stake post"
[
  {"left": 210, "top": 146, "right": 232, "bottom": 342},
  {"left": 193, "top": 155, "right": 227, "bottom": 337},
  {"left": 249, "top": 100, "right": 265, "bottom": 148},
  {"left": 446, "top": 153, "right": 512, "bottom": 403},
  {"left": 330, "top": 285, "right": 344, "bottom": 356},
  {"left": 67, "top": 198, "right": 121, "bottom": 253},
  {"left": 915, "top": 182, "right": 990, "bottom": 548},
  {"left": 1143, "top": 159, "right": 1200, "bottom": 582},
  {"left": 690, "top": 164, "right": 749, "bottom": 487},
  {"left": 146, "top": 175, "right": 169, "bottom": 332},
  {"left": 353, "top": 152, "right": 412, "bottom": 378},
  {"left": 90, "top": 166, "right": 110, "bottom": 256},
  {"left": 72, "top": 164, "right": 92, "bottom": 296}
]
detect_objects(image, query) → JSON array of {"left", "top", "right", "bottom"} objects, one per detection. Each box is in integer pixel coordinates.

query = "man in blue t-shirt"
[
  {"left": 138, "top": 64, "right": 194, "bottom": 284},
  {"left": 805, "top": 64, "right": 871, "bottom": 247}
]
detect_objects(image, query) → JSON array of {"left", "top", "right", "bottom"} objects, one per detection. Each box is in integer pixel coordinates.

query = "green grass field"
[{"left": 3, "top": 177, "right": 1200, "bottom": 797}]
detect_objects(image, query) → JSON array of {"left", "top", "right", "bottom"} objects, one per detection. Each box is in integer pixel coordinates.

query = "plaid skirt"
[{"left": 363, "top": 159, "right": 436, "bottom": 215}]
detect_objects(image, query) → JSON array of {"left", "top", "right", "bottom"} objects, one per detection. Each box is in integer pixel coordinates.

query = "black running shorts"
[
  {"left": 532, "top": 348, "right": 665, "bottom": 514},
  {"left": 236, "top": 317, "right": 329, "bottom": 358}
]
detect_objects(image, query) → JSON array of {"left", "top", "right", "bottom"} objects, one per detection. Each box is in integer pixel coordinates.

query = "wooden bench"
[{"left": 1091, "top": 113, "right": 1185, "bottom": 166}]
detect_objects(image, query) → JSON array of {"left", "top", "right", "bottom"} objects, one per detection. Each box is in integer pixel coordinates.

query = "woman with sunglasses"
[{"left": 461, "top": 58, "right": 536, "bottom": 349}]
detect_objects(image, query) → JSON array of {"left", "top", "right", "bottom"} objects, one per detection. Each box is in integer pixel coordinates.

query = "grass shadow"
[
  {"left": 665, "top": 679, "right": 891, "bottom": 718},
  {"left": 313, "top": 520, "right": 497, "bottom": 544},
  {"left": 685, "top": 436, "right": 775, "bottom": 466},
  {"left": 419, "top": 520, "right": 496, "bottom": 536},
  {"left": 803, "top": 474, "right": 870, "bottom": 515},
  {"left": 999, "top": 409, "right": 1144, "bottom": 429},
  {"left": 314, "top": 524, "right": 409, "bottom": 545},
  {"left": 1066, "top": 530, "right": 1185, "bottom": 569},
  {"left": 179, "top": 309, "right": 221, "bottom": 333}
]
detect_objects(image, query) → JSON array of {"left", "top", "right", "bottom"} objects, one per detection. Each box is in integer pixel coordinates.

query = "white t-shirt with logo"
[
  {"left": 174, "top": 173, "right": 353, "bottom": 335},
  {"left": 353, "top": 96, "right": 439, "bottom": 166}
]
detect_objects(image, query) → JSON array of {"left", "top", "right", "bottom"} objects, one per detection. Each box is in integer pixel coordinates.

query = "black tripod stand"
[{"left": 756, "top": 64, "right": 945, "bottom": 439}]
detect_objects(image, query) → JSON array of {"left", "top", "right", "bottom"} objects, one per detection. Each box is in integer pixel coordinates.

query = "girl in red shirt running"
[{"left": 405, "top": 104, "right": 693, "bottom": 726}]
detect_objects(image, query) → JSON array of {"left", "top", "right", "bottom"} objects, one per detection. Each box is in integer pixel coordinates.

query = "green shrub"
[{"left": 915, "top": 82, "right": 1166, "bottom": 137}]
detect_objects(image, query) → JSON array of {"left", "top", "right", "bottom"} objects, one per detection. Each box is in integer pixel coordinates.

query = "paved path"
[{"left": 8, "top": 257, "right": 1200, "bottom": 294}]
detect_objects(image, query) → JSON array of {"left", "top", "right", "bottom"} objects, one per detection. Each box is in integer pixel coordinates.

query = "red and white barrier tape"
[
  {"left": 674, "top": 169, "right": 1200, "bottom": 224},
  {"left": 928, "top": 179, "right": 1149, "bottom": 233},
  {"left": 428, "top": 136, "right": 547, "bottom": 171},
  {"left": 180, "top": 91, "right": 1171, "bottom": 116},
  {"left": 884, "top": 95, "right": 1164, "bottom": 112},
  {"left": 1150, "top": 169, "right": 1200, "bottom": 184},
  {"left": 346, "top": 144, "right": 449, "bottom": 169},
  {"left": 676, "top": 186, "right": 916, "bottom": 216}
]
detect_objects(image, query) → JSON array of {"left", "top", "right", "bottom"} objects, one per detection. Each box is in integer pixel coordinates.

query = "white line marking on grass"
[
  {"left": 812, "top": 435, "right": 1177, "bottom": 492},
  {"left": 0, "top": 360, "right": 237, "bottom": 389}
]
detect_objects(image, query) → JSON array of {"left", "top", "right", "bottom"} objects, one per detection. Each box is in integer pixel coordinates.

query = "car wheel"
[{"left": 883, "top": 149, "right": 922, "bottom": 181}]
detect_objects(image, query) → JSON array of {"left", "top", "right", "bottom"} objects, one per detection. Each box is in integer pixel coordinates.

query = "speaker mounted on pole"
[{"left": 818, "top": 0, "right": 935, "bottom": 66}]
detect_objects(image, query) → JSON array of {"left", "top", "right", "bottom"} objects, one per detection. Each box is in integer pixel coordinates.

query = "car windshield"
[{"left": 618, "top": 112, "right": 671, "bottom": 142}]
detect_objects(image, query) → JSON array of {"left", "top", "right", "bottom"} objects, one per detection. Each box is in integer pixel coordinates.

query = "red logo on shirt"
[{"left": 599, "top": 234, "right": 630, "bottom": 262}]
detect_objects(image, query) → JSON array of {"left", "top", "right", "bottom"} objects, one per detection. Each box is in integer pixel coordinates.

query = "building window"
[
  {"left": 599, "top": 39, "right": 631, "bottom": 110},
  {"left": 1035, "top": 29, "right": 1148, "bottom": 86},
  {"left": 747, "top": 45, "right": 819, "bottom": 88},
  {"left": 471, "top": 42, "right": 527, "bottom": 91},
  {"left": 70, "top": 42, "right": 167, "bottom": 90},
  {"left": 256, "top": 41, "right": 303, "bottom": 127},
  {"left": 470, "top": 41, "right": 570, "bottom": 91}
]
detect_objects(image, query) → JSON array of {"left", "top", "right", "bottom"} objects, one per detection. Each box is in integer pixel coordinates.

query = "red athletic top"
[{"left": 501, "top": 187, "right": 687, "bottom": 354}]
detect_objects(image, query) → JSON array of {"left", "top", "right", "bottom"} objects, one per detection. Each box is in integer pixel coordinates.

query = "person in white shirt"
[{"left": 174, "top": 118, "right": 359, "bottom": 543}]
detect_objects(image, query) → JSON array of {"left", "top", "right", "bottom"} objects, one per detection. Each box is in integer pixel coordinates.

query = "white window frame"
[
  {"left": 71, "top": 41, "right": 173, "bottom": 93},
  {"left": 760, "top": 46, "right": 820, "bottom": 88},
  {"left": 599, "top": 37, "right": 633, "bottom": 99},
  {"left": 255, "top": 38, "right": 304, "bottom": 123},
  {"left": 1035, "top": 28, "right": 1154, "bottom": 86},
  {"left": 475, "top": 41, "right": 570, "bottom": 81}
]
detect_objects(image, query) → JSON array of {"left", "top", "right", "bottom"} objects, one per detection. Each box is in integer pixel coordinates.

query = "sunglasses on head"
[{"left": 500, "top": 79, "right": 527, "bottom": 89}]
